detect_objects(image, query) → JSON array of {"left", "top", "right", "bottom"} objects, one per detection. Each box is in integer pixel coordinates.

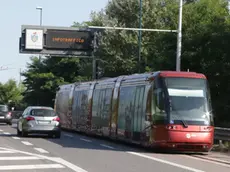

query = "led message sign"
[{"left": 45, "top": 29, "right": 92, "bottom": 50}]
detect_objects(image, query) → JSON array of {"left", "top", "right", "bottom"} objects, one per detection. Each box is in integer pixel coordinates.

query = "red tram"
[{"left": 54, "top": 71, "right": 214, "bottom": 152}]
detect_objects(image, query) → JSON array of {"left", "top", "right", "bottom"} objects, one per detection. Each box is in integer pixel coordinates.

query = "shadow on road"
[
  {"left": 8, "top": 121, "right": 205, "bottom": 156},
  {"left": 45, "top": 129, "right": 204, "bottom": 156}
]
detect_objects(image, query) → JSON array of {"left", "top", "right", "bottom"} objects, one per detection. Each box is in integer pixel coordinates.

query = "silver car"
[{"left": 17, "top": 106, "right": 61, "bottom": 138}]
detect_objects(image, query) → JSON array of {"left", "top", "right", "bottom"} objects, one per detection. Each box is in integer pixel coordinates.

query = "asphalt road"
[{"left": 0, "top": 123, "right": 229, "bottom": 172}]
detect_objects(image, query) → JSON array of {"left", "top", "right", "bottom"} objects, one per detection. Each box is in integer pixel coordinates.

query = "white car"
[{"left": 17, "top": 106, "right": 61, "bottom": 138}]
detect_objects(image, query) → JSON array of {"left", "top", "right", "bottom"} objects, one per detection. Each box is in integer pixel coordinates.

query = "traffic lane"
[
  {"left": 138, "top": 152, "right": 230, "bottom": 172},
  {"left": 48, "top": 130, "right": 230, "bottom": 169},
  {"left": 35, "top": 132, "right": 230, "bottom": 172},
  {"left": 20, "top": 139, "right": 197, "bottom": 172},
  {"left": 4, "top": 124, "right": 230, "bottom": 172},
  {"left": 17, "top": 134, "right": 192, "bottom": 172},
  {"left": 42, "top": 129, "right": 230, "bottom": 171},
  {"left": 0, "top": 125, "right": 49, "bottom": 155},
  {"left": 6, "top": 123, "right": 138, "bottom": 152},
  {"left": 0, "top": 125, "right": 35, "bottom": 152},
  {"left": 2, "top": 125, "right": 205, "bottom": 172},
  {"left": 0, "top": 131, "right": 73, "bottom": 171}
]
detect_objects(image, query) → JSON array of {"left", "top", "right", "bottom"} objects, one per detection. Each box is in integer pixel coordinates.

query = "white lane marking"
[
  {"left": 182, "top": 155, "right": 230, "bottom": 168},
  {"left": 80, "top": 138, "right": 92, "bottom": 142},
  {"left": 3, "top": 132, "right": 10, "bottom": 135},
  {"left": 52, "top": 157, "right": 88, "bottom": 172},
  {"left": 0, "top": 129, "right": 3, "bottom": 132},
  {"left": 12, "top": 137, "right": 20, "bottom": 140},
  {"left": 0, "top": 147, "right": 88, "bottom": 172},
  {"left": 0, "top": 150, "right": 15, "bottom": 154},
  {"left": 0, "top": 156, "right": 42, "bottom": 160},
  {"left": 127, "top": 152, "right": 205, "bottom": 172},
  {"left": 64, "top": 133, "right": 73, "bottom": 138},
  {"left": 0, "top": 164, "right": 64, "bottom": 170},
  {"left": 100, "top": 144, "right": 115, "bottom": 149},
  {"left": 34, "top": 148, "right": 49, "bottom": 154},
  {"left": 21, "top": 141, "right": 33, "bottom": 146}
]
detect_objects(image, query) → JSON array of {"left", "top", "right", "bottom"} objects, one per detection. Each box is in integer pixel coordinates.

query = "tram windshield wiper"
[
  {"left": 180, "top": 118, "right": 188, "bottom": 128},
  {"left": 170, "top": 102, "right": 188, "bottom": 128},
  {"left": 172, "top": 112, "right": 188, "bottom": 128}
]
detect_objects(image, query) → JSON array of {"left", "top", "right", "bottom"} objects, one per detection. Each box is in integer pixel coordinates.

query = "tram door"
[
  {"left": 118, "top": 85, "right": 145, "bottom": 141},
  {"left": 132, "top": 85, "right": 145, "bottom": 141}
]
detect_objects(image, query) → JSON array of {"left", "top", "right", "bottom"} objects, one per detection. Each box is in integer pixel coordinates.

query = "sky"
[{"left": 0, "top": 0, "right": 108, "bottom": 84}]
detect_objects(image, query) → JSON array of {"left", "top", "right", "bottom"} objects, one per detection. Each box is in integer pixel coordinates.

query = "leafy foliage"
[{"left": 0, "top": 79, "right": 24, "bottom": 109}]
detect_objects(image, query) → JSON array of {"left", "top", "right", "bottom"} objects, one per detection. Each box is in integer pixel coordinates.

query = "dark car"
[{"left": 0, "top": 105, "right": 12, "bottom": 125}]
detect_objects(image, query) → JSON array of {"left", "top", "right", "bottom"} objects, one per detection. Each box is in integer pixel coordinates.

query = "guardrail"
[
  {"left": 8, "top": 111, "right": 230, "bottom": 141},
  {"left": 214, "top": 127, "right": 230, "bottom": 142}
]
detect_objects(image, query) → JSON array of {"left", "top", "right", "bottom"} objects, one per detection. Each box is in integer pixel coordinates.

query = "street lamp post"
[
  {"left": 36, "top": 6, "right": 43, "bottom": 62},
  {"left": 36, "top": 6, "right": 43, "bottom": 26},
  {"left": 176, "top": 0, "right": 183, "bottom": 71},
  {"left": 138, "top": 0, "right": 142, "bottom": 73}
]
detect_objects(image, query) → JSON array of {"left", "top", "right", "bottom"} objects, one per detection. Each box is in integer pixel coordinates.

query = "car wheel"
[
  {"left": 22, "top": 130, "right": 28, "bottom": 137},
  {"left": 7, "top": 122, "right": 12, "bottom": 125},
  {"left": 55, "top": 131, "right": 61, "bottom": 139},
  {"left": 48, "top": 133, "right": 54, "bottom": 138},
  {"left": 17, "top": 128, "right": 21, "bottom": 136}
]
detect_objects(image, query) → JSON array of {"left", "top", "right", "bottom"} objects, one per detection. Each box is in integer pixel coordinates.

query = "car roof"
[{"left": 28, "top": 106, "right": 53, "bottom": 110}]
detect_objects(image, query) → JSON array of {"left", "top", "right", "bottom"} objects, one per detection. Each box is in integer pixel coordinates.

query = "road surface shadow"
[
  {"left": 43, "top": 129, "right": 207, "bottom": 156},
  {"left": 8, "top": 122, "right": 207, "bottom": 156}
]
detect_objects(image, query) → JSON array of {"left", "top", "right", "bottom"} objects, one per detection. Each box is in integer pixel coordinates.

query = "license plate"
[
  {"left": 0, "top": 116, "right": 4, "bottom": 119},
  {"left": 38, "top": 121, "right": 50, "bottom": 124}
]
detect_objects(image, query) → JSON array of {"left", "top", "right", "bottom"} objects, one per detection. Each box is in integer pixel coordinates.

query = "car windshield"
[
  {"left": 0, "top": 105, "right": 8, "bottom": 112},
  {"left": 30, "top": 109, "right": 56, "bottom": 117},
  {"left": 164, "top": 77, "right": 212, "bottom": 125}
]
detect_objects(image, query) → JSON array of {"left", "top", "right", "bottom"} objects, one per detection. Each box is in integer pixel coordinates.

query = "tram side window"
[
  {"left": 80, "top": 90, "right": 89, "bottom": 117},
  {"left": 98, "top": 89, "right": 106, "bottom": 118},
  {"left": 118, "top": 87, "right": 127, "bottom": 130},
  {"left": 153, "top": 80, "right": 167, "bottom": 122},
  {"left": 118, "top": 86, "right": 135, "bottom": 130},
  {"left": 92, "top": 90, "right": 100, "bottom": 117},
  {"left": 155, "top": 89, "right": 165, "bottom": 111},
  {"left": 103, "top": 88, "right": 113, "bottom": 119},
  {"left": 62, "top": 91, "right": 69, "bottom": 114},
  {"left": 76, "top": 91, "right": 82, "bottom": 121},
  {"left": 72, "top": 91, "right": 80, "bottom": 120}
]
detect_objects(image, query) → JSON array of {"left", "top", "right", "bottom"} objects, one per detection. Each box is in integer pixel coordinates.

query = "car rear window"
[
  {"left": 0, "top": 105, "right": 8, "bottom": 112},
  {"left": 30, "top": 109, "right": 56, "bottom": 117}
]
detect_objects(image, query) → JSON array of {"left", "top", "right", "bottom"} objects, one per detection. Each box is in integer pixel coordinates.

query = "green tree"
[
  {"left": 22, "top": 57, "right": 64, "bottom": 107},
  {"left": 21, "top": 0, "right": 230, "bottom": 126},
  {"left": 84, "top": 0, "right": 230, "bottom": 125},
  {"left": 0, "top": 79, "right": 24, "bottom": 108},
  {"left": 21, "top": 55, "right": 93, "bottom": 107}
]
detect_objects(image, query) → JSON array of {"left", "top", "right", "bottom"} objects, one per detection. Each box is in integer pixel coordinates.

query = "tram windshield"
[{"left": 164, "top": 77, "right": 213, "bottom": 125}]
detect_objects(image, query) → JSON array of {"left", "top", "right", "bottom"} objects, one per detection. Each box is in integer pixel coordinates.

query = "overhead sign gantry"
[{"left": 19, "top": 25, "right": 94, "bottom": 57}]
